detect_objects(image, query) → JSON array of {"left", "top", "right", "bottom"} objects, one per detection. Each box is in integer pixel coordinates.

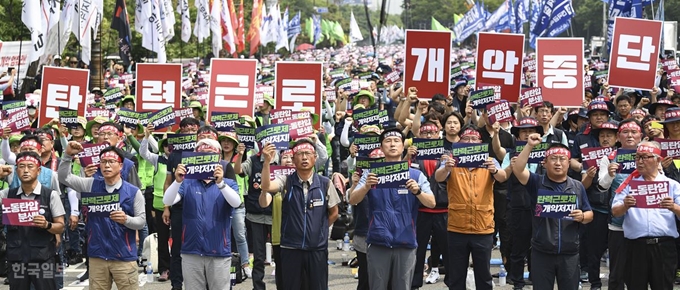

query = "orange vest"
[{"left": 446, "top": 167, "right": 496, "bottom": 235}]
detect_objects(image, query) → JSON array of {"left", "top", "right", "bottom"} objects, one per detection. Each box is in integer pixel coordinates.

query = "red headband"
[
  {"left": 618, "top": 122, "right": 641, "bottom": 132},
  {"left": 16, "top": 155, "right": 41, "bottom": 166},
  {"left": 99, "top": 125, "right": 121, "bottom": 136},
  {"left": 369, "top": 148, "right": 385, "bottom": 158},
  {"left": 37, "top": 133, "right": 53, "bottom": 141},
  {"left": 198, "top": 131, "right": 218, "bottom": 140},
  {"left": 196, "top": 144, "right": 220, "bottom": 153},
  {"left": 20, "top": 140, "right": 42, "bottom": 151},
  {"left": 631, "top": 109, "right": 646, "bottom": 116},
  {"left": 461, "top": 128, "right": 481, "bottom": 139},
  {"left": 281, "top": 149, "right": 294, "bottom": 156},
  {"left": 292, "top": 143, "right": 315, "bottom": 154},
  {"left": 419, "top": 124, "right": 439, "bottom": 133},
  {"left": 545, "top": 147, "right": 571, "bottom": 159},
  {"left": 100, "top": 151, "right": 122, "bottom": 162},
  {"left": 637, "top": 145, "right": 661, "bottom": 156}
]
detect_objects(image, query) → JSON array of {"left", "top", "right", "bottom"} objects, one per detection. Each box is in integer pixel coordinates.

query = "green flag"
[
  {"left": 331, "top": 21, "right": 347, "bottom": 44},
  {"left": 431, "top": 17, "right": 451, "bottom": 32}
]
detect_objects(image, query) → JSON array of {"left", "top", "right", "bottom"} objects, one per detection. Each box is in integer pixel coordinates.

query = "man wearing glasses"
[
  {"left": 260, "top": 138, "right": 340, "bottom": 289},
  {"left": 512, "top": 134, "right": 593, "bottom": 290},
  {"left": 58, "top": 144, "right": 146, "bottom": 290},
  {"left": 612, "top": 141, "right": 680, "bottom": 289},
  {"left": 435, "top": 125, "right": 508, "bottom": 290}
]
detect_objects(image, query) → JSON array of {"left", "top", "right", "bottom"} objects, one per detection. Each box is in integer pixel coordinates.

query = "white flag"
[
  {"left": 260, "top": 4, "right": 272, "bottom": 45},
  {"left": 92, "top": 0, "right": 103, "bottom": 40},
  {"left": 160, "top": 0, "right": 175, "bottom": 42},
  {"left": 193, "top": 0, "right": 209, "bottom": 43},
  {"left": 78, "top": 0, "right": 97, "bottom": 64},
  {"left": 45, "top": 0, "right": 76, "bottom": 57},
  {"left": 210, "top": 0, "right": 223, "bottom": 57},
  {"left": 140, "top": 0, "right": 167, "bottom": 63},
  {"left": 275, "top": 5, "right": 288, "bottom": 51},
  {"left": 22, "top": 0, "right": 46, "bottom": 63},
  {"left": 221, "top": 0, "right": 236, "bottom": 54},
  {"left": 177, "top": 0, "right": 191, "bottom": 42},
  {"left": 134, "top": 0, "right": 145, "bottom": 33},
  {"left": 349, "top": 11, "right": 363, "bottom": 43}
]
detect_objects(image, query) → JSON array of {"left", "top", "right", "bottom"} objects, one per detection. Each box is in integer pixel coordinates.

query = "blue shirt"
[
  {"left": 612, "top": 174, "right": 680, "bottom": 239},
  {"left": 355, "top": 169, "right": 433, "bottom": 196}
]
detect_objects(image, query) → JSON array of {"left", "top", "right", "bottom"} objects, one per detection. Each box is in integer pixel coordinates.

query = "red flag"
[
  {"left": 227, "top": 0, "right": 240, "bottom": 56},
  {"left": 247, "top": 0, "right": 263, "bottom": 56},
  {"left": 237, "top": 0, "right": 245, "bottom": 53}
]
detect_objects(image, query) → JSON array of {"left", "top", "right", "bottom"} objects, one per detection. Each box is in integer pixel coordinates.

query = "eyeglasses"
[
  {"left": 100, "top": 159, "right": 120, "bottom": 165},
  {"left": 70, "top": 61, "right": 78, "bottom": 65},
  {"left": 634, "top": 155, "right": 656, "bottom": 161}
]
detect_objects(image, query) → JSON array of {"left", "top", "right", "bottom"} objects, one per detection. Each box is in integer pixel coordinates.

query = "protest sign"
[
  {"left": 335, "top": 78, "right": 352, "bottom": 92},
  {"left": 137, "top": 112, "right": 152, "bottom": 127},
  {"left": 324, "top": 88, "right": 337, "bottom": 102},
  {"left": 486, "top": 101, "right": 513, "bottom": 124},
  {"left": 210, "top": 112, "right": 240, "bottom": 131},
  {"left": 450, "top": 63, "right": 463, "bottom": 80},
  {"left": 174, "top": 107, "right": 194, "bottom": 126},
  {"left": 181, "top": 152, "right": 220, "bottom": 180},
  {"left": 2, "top": 100, "right": 25, "bottom": 117},
  {"left": 329, "top": 69, "right": 345, "bottom": 79},
  {"left": 269, "top": 165, "right": 296, "bottom": 180},
  {"left": 384, "top": 71, "right": 401, "bottom": 85},
  {"left": 255, "top": 85, "right": 274, "bottom": 107},
  {"left": 628, "top": 180, "right": 670, "bottom": 208},
  {"left": 584, "top": 75, "right": 592, "bottom": 89},
  {"left": 614, "top": 149, "right": 637, "bottom": 174},
  {"left": 413, "top": 138, "right": 445, "bottom": 160},
  {"left": 514, "top": 141, "right": 549, "bottom": 163},
  {"left": 476, "top": 83, "right": 501, "bottom": 101},
  {"left": 519, "top": 87, "right": 543, "bottom": 107},
  {"left": 355, "top": 156, "right": 385, "bottom": 173},
  {"left": 147, "top": 106, "right": 176, "bottom": 130},
  {"left": 115, "top": 108, "right": 140, "bottom": 128},
  {"left": 273, "top": 111, "right": 311, "bottom": 124},
  {"left": 168, "top": 134, "right": 197, "bottom": 152},
  {"left": 282, "top": 118, "right": 314, "bottom": 139},
  {"left": 535, "top": 189, "right": 577, "bottom": 219},
  {"left": 1, "top": 199, "right": 40, "bottom": 226},
  {"left": 369, "top": 161, "right": 410, "bottom": 189},
  {"left": 354, "top": 134, "right": 381, "bottom": 156},
  {"left": 81, "top": 192, "right": 121, "bottom": 217},
  {"left": 581, "top": 147, "right": 615, "bottom": 169},
  {"left": 657, "top": 138, "right": 680, "bottom": 158},
  {"left": 270, "top": 109, "right": 292, "bottom": 122},
  {"left": 77, "top": 143, "right": 109, "bottom": 167},
  {"left": 379, "top": 110, "right": 389, "bottom": 127},
  {"left": 103, "top": 88, "right": 124, "bottom": 111},
  {"left": 256, "top": 124, "right": 290, "bottom": 150},
  {"left": 353, "top": 108, "right": 381, "bottom": 127},
  {"left": 2, "top": 107, "right": 31, "bottom": 133},
  {"left": 469, "top": 89, "right": 496, "bottom": 109},
  {"left": 452, "top": 143, "right": 489, "bottom": 168},
  {"left": 236, "top": 125, "right": 256, "bottom": 149},
  {"left": 260, "top": 75, "right": 275, "bottom": 85},
  {"left": 85, "top": 108, "right": 109, "bottom": 120}
]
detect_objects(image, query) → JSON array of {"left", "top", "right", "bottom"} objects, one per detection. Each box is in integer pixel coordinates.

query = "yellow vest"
[{"left": 446, "top": 167, "right": 496, "bottom": 235}]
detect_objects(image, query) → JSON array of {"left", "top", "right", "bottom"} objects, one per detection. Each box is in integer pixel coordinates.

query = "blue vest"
[
  {"left": 280, "top": 173, "right": 331, "bottom": 251},
  {"left": 94, "top": 158, "right": 134, "bottom": 182},
  {"left": 366, "top": 168, "right": 422, "bottom": 249},
  {"left": 180, "top": 179, "right": 237, "bottom": 257},
  {"left": 86, "top": 179, "right": 138, "bottom": 261},
  {"left": 352, "top": 199, "right": 370, "bottom": 237},
  {"left": 10, "top": 166, "right": 53, "bottom": 191}
]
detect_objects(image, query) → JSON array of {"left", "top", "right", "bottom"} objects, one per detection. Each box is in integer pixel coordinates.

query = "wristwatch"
[
  {"left": 413, "top": 189, "right": 422, "bottom": 196},
  {"left": 45, "top": 222, "right": 52, "bottom": 230}
]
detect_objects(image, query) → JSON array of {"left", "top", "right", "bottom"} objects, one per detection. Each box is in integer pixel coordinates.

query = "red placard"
[
  {"left": 208, "top": 59, "right": 258, "bottom": 120},
  {"left": 608, "top": 17, "right": 663, "bottom": 90},
  {"left": 628, "top": 180, "right": 669, "bottom": 208},
  {"left": 40, "top": 66, "right": 89, "bottom": 126},
  {"left": 275, "top": 61, "right": 323, "bottom": 129},
  {"left": 475, "top": 32, "right": 524, "bottom": 103},
  {"left": 136, "top": 63, "right": 182, "bottom": 112},
  {"left": 404, "top": 30, "right": 451, "bottom": 101},
  {"left": 536, "top": 38, "right": 584, "bottom": 107},
  {"left": 2, "top": 199, "right": 40, "bottom": 227}
]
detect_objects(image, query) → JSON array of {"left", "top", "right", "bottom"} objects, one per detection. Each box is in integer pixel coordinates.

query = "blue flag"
[
  {"left": 288, "top": 11, "right": 301, "bottom": 38},
  {"left": 312, "top": 14, "right": 322, "bottom": 46},
  {"left": 656, "top": 0, "right": 665, "bottom": 53},
  {"left": 606, "top": 0, "right": 633, "bottom": 56},
  {"left": 530, "top": 0, "right": 574, "bottom": 48},
  {"left": 528, "top": 0, "right": 542, "bottom": 47},
  {"left": 485, "top": 1, "right": 508, "bottom": 31},
  {"left": 453, "top": 3, "right": 485, "bottom": 42},
  {"left": 515, "top": 0, "right": 529, "bottom": 34}
]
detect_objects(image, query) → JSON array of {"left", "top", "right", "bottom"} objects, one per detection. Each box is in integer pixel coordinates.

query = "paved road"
[{"left": 0, "top": 247, "right": 612, "bottom": 289}]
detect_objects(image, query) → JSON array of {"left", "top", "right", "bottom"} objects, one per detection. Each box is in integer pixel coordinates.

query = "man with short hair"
[
  {"left": 1, "top": 151, "right": 65, "bottom": 290},
  {"left": 58, "top": 143, "right": 146, "bottom": 290}
]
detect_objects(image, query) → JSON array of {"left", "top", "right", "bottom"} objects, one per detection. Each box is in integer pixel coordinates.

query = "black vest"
[
  {"left": 413, "top": 159, "right": 448, "bottom": 209},
  {"left": 245, "top": 155, "right": 272, "bottom": 215},
  {"left": 6, "top": 186, "right": 56, "bottom": 263}
]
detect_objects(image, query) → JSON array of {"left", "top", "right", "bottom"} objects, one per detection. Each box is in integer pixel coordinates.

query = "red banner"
[
  {"left": 2, "top": 199, "right": 40, "bottom": 227},
  {"left": 475, "top": 32, "right": 524, "bottom": 103},
  {"left": 40, "top": 67, "right": 89, "bottom": 126},
  {"left": 628, "top": 180, "right": 669, "bottom": 208},
  {"left": 404, "top": 30, "right": 452, "bottom": 101},
  {"left": 581, "top": 146, "right": 615, "bottom": 169},
  {"left": 536, "top": 38, "right": 584, "bottom": 107},
  {"left": 275, "top": 61, "right": 323, "bottom": 129},
  {"left": 208, "top": 59, "right": 258, "bottom": 120},
  {"left": 77, "top": 143, "right": 109, "bottom": 167},
  {"left": 136, "top": 63, "right": 182, "bottom": 112},
  {"left": 2, "top": 107, "right": 31, "bottom": 133},
  {"left": 608, "top": 18, "right": 663, "bottom": 90}
]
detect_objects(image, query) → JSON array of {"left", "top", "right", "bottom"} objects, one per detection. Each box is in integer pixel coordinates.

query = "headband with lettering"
[
  {"left": 618, "top": 122, "right": 642, "bottom": 133},
  {"left": 100, "top": 151, "right": 122, "bottom": 163},
  {"left": 419, "top": 124, "right": 439, "bottom": 133},
  {"left": 369, "top": 148, "right": 385, "bottom": 158},
  {"left": 37, "top": 133, "right": 53, "bottom": 141},
  {"left": 637, "top": 145, "right": 661, "bottom": 156},
  {"left": 20, "top": 140, "right": 42, "bottom": 151},
  {"left": 16, "top": 155, "right": 41, "bottom": 166},
  {"left": 460, "top": 128, "right": 481, "bottom": 139},
  {"left": 99, "top": 125, "right": 122, "bottom": 136},
  {"left": 545, "top": 147, "right": 571, "bottom": 159},
  {"left": 292, "top": 143, "right": 316, "bottom": 154},
  {"left": 382, "top": 130, "right": 403, "bottom": 140},
  {"left": 281, "top": 149, "right": 294, "bottom": 156},
  {"left": 631, "top": 109, "right": 646, "bottom": 117},
  {"left": 198, "top": 131, "right": 218, "bottom": 140}
]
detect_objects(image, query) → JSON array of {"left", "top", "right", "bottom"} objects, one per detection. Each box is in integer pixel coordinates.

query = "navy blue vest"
[
  {"left": 246, "top": 155, "right": 272, "bottom": 215},
  {"left": 280, "top": 173, "right": 331, "bottom": 250},
  {"left": 6, "top": 186, "right": 55, "bottom": 263}
]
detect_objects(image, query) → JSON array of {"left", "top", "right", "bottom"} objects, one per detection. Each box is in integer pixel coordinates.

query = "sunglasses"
[{"left": 70, "top": 62, "right": 78, "bottom": 64}]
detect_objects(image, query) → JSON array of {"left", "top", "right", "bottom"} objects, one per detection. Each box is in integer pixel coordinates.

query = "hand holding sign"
[
  {"left": 175, "top": 164, "right": 186, "bottom": 183},
  {"left": 608, "top": 162, "right": 620, "bottom": 177},
  {"left": 110, "top": 211, "right": 127, "bottom": 225},
  {"left": 364, "top": 173, "right": 378, "bottom": 188},
  {"left": 660, "top": 197, "right": 678, "bottom": 210},
  {"left": 262, "top": 143, "right": 277, "bottom": 164},
  {"left": 568, "top": 209, "right": 585, "bottom": 223},
  {"left": 32, "top": 215, "right": 49, "bottom": 229},
  {"left": 405, "top": 179, "right": 420, "bottom": 195}
]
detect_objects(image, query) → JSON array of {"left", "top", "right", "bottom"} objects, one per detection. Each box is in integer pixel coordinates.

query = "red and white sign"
[
  {"left": 275, "top": 61, "right": 323, "bottom": 129},
  {"left": 608, "top": 17, "right": 663, "bottom": 90},
  {"left": 536, "top": 38, "right": 584, "bottom": 107},
  {"left": 476, "top": 32, "right": 524, "bottom": 103},
  {"left": 404, "top": 30, "right": 451, "bottom": 101},
  {"left": 40, "top": 67, "right": 89, "bottom": 126},
  {"left": 136, "top": 63, "right": 182, "bottom": 111},
  {"left": 2, "top": 199, "right": 40, "bottom": 227},
  {"left": 208, "top": 59, "right": 258, "bottom": 120}
]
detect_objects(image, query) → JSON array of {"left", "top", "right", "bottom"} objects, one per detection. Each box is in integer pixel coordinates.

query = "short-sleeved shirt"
[
  {"left": 525, "top": 172, "right": 592, "bottom": 213},
  {"left": 274, "top": 173, "right": 341, "bottom": 209},
  {"left": 0, "top": 183, "right": 66, "bottom": 218}
]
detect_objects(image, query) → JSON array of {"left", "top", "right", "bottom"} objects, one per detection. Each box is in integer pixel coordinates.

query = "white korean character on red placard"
[
  {"left": 410, "top": 48, "right": 445, "bottom": 82},
  {"left": 482, "top": 50, "right": 519, "bottom": 85},
  {"left": 45, "top": 84, "right": 83, "bottom": 119},
  {"left": 617, "top": 34, "right": 656, "bottom": 71},
  {"left": 215, "top": 74, "right": 249, "bottom": 109},
  {"left": 542, "top": 55, "right": 578, "bottom": 89},
  {"left": 141, "top": 80, "right": 175, "bottom": 111},
  {"left": 281, "top": 79, "right": 316, "bottom": 113}
]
